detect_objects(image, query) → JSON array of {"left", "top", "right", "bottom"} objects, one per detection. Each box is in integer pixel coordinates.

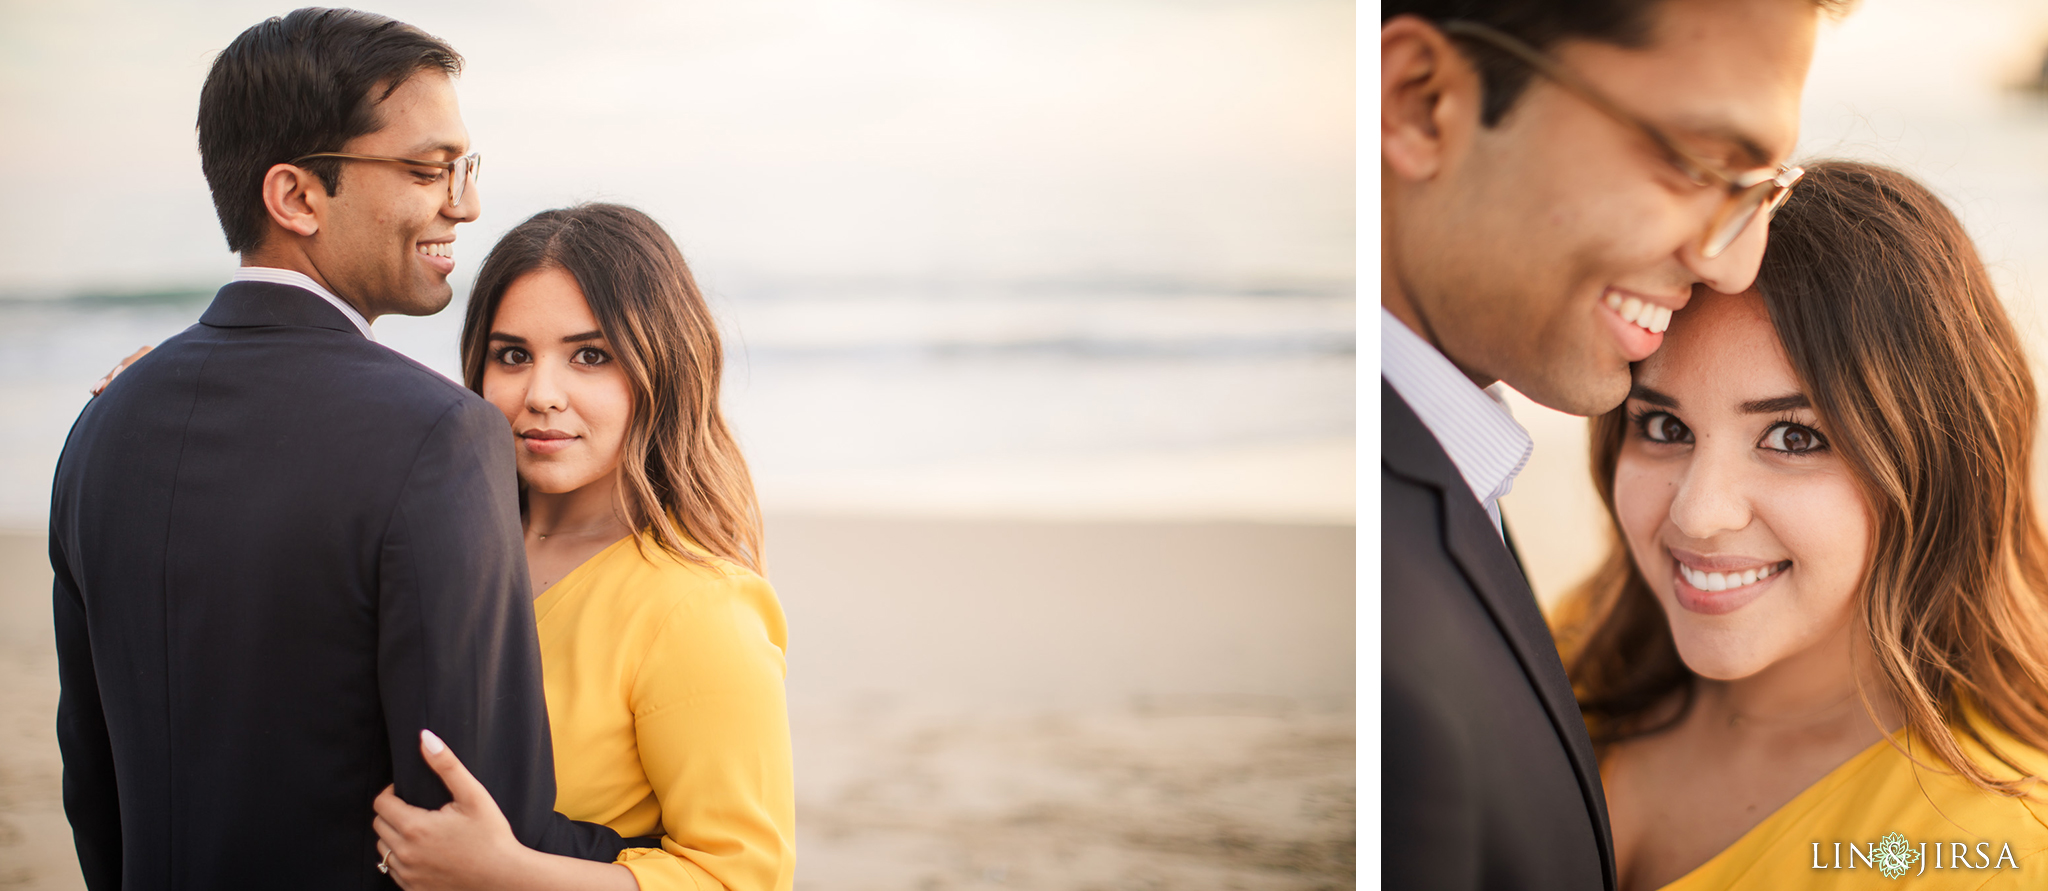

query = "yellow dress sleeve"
[{"left": 613, "top": 568, "right": 796, "bottom": 891}]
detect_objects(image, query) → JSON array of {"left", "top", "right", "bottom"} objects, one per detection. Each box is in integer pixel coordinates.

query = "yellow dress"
[
  {"left": 1658, "top": 717, "right": 2048, "bottom": 889},
  {"left": 536, "top": 533, "right": 795, "bottom": 891}
]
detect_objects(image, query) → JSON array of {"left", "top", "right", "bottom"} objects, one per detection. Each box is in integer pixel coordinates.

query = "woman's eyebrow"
[
  {"left": 487, "top": 332, "right": 526, "bottom": 343},
  {"left": 562, "top": 331, "right": 604, "bottom": 343},
  {"left": 1629, "top": 384, "right": 1678, "bottom": 408},
  {"left": 1741, "top": 393, "right": 1810, "bottom": 414}
]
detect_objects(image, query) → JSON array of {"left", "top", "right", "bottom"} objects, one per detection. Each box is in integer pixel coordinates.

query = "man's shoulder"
[
  {"left": 353, "top": 343, "right": 480, "bottom": 410},
  {"left": 217, "top": 322, "right": 480, "bottom": 414},
  {"left": 101, "top": 322, "right": 494, "bottom": 446}
]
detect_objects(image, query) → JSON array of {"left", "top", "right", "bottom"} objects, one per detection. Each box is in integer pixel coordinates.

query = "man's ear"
[
  {"left": 1382, "top": 15, "right": 1480, "bottom": 183},
  {"left": 260, "top": 163, "right": 327, "bottom": 238}
]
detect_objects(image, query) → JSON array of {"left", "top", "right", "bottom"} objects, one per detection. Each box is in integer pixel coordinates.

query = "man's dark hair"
[
  {"left": 1382, "top": 1, "right": 1662, "bottom": 126},
  {"left": 197, "top": 8, "right": 462, "bottom": 252},
  {"left": 1383, "top": 0, "right": 1846, "bottom": 127}
]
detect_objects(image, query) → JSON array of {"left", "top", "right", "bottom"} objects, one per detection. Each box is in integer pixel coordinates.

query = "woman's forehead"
[
  {"left": 1635, "top": 289, "right": 1801, "bottom": 404},
  {"left": 495, "top": 267, "right": 597, "bottom": 329}
]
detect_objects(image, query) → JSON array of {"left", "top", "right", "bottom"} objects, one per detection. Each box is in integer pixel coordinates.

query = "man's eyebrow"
[
  {"left": 1668, "top": 120, "right": 1775, "bottom": 169},
  {"left": 404, "top": 139, "right": 467, "bottom": 158},
  {"left": 1629, "top": 385, "right": 1678, "bottom": 408},
  {"left": 1741, "top": 393, "right": 1810, "bottom": 414},
  {"left": 563, "top": 331, "right": 604, "bottom": 343}
]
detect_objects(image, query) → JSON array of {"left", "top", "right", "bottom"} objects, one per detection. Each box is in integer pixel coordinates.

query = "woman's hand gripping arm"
[{"left": 372, "top": 731, "right": 643, "bottom": 891}]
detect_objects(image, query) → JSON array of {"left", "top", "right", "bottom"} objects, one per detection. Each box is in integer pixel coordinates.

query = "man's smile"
[
  {"left": 1599, "top": 287, "right": 1684, "bottom": 362},
  {"left": 416, "top": 238, "right": 455, "bottom": 275}
]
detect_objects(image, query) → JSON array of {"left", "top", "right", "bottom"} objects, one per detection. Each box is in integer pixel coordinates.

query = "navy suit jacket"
[
  {"left": 1382, "top": 379, "right": 1615, "bottom": 890},
  {"left": 50, "top": 282, "right": 644, "bottom": 889}
]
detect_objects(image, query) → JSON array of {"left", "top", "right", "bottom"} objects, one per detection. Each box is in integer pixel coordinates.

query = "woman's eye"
[
  {"left": 1761, "top": 422, "right": 1828, "bottom": 454},
  {"left": 1639, "top": 411, "right": 1692, "bottom": 444},
  {"left": 493, "top": 346, "right": 530, "bottom": 366},
  {"left": 573, "top": 347, "right": 609, "bottom": 365}
]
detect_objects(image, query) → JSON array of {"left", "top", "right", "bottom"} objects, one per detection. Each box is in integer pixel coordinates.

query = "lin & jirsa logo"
[{"left": 1812, "top": 831, "right": 2019, "bottom": 879}]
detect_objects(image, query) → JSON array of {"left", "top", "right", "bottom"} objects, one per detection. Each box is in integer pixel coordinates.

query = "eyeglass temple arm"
[
  {"left": 1438, "top": 20, "right": 1732, "bottom": 188},
  {"left": 293, "top": 152, "right": 463, "bottom": 170}
]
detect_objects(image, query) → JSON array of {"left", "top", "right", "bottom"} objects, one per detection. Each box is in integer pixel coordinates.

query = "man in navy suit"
[
  {"left": 50, "top": 10, "right": 641, "bottom": 888},
  {"left": 1379, "top": 0, "right": 1838, "bottom": 887}
]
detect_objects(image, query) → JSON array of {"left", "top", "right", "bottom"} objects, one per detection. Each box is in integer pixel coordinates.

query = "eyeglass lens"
[
  {"left": 1701, "top": 183, "right": 1780, "bottom": 260},
  {"left": 450, "top": 155, "right": 481, "bottom": 206}
]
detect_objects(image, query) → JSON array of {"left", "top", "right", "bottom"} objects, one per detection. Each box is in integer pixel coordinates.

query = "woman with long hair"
[
  {"left": 367, "top": 203, "right": 793, "bottom": 890},
  {"left": 1552, "top": 161, "right": 2048, "bottom": 889}
]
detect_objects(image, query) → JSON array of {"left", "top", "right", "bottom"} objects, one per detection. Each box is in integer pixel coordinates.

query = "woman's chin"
[
  {"left": 519, "top": 476, "right": 586, "bottom": 496},
  {"left": 516, "top": 465, "right": 609, "bottom": 496},
  {"left": 1669, "top": 633, "right": 1771, "bottom": 682}
]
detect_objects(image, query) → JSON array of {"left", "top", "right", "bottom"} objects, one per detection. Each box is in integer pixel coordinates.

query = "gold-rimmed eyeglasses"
[
  {"left": 291, "top": 151, "right": 483, "bottom": 207},
  {"left": 1441, "top": 21, "right": 1801, "bottom": 260}
]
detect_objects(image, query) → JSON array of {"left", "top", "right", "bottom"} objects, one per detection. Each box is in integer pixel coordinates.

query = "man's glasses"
[
  {"left": 291, "top": 151, "right": 483, "bottom": 207},
  {"left": 1442, "top": 21, "right": 1802, "bottom": 260}
]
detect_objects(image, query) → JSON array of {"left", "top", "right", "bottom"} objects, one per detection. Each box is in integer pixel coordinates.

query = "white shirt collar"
[
  {"left": 1381, "top": 307, "right": 1533, "bottom": 537},
  {"left": 231, "top": 267, "right": 376, "bottom": 341}
]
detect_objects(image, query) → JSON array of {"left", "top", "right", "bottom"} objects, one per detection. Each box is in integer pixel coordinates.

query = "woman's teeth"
[
  {"left": 1605, "top": 292, "right": 1672, "bottom": 334},
  {"left": 1678, "top": 561, "right": 1786, "bottom": 592},
  {"left": 417, "top": 242, "right": 452, "bottom": 259}
]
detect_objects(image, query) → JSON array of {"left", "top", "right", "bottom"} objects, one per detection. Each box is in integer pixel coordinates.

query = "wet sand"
[{"left": 0, "top": 517, "right": 1354, "bottom": 890}]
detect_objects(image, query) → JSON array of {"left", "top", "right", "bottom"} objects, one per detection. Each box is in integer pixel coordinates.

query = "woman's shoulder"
[
  {"left": 585, "top": 532, "right": 783, "bottom": 635},
  {"left": 1792, "top": 722, "right": 2048, "bottom": 873},
  {"left": 585, "top": 530, "right": 767, "bottom": 591},
  {"left": 1664, "top": 724, "right": 2048, "bottom": 890}
]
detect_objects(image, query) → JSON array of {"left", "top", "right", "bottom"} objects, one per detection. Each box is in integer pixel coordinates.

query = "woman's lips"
[
  {"left": 519, "top": 431, "right": 577, "bottom": 455},
  {"left": 1671, "top": 558, "right": 1791, "bottom": 616}
]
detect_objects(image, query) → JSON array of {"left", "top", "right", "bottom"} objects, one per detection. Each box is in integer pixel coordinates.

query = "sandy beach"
[{"left": 0, "top": 516, "right": 1354, "bottom": 890}]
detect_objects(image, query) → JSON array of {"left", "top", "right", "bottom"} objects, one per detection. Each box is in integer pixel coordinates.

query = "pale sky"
[{"left": 0, "top": 0, "right": 1356, "bottom": 297}]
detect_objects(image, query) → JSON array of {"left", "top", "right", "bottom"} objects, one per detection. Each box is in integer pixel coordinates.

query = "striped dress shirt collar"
[
  {"left": 232, "top": 266, "right": 376, "bottom": 341},
  {"left": 1381, "top": 307, "right": 1533, "bottom": 537}
]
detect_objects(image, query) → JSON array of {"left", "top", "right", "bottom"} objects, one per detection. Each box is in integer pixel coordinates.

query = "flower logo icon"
[{"left": 1874, "top": 832, "right": 1921, "bottom": 880}]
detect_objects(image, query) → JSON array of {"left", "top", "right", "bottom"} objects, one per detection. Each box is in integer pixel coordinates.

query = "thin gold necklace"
[{"left": 532, "top": 521, "right": 621, "bottom": 541}]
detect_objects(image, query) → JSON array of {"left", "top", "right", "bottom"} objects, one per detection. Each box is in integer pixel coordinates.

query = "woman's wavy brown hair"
[
  {"left": 460, "top": 203, "right": 764, "bottom": 574},
  {"left": 1552, "top": 161, "right": 2048, "bottom": 794}
]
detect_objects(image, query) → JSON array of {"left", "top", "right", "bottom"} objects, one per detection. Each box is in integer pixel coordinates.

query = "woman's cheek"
[
  {"left": 1764, "top": 472, "right": 1873, "bottom": 618},
  {"left": 1612, "top": 451, "right": 1676, "bottom": 568},
  {"left": 480, "top": 375, "right": 522, "bottom": 427},
  {"left": 593, "top": 376, "right": 635, "bottom": 472}
]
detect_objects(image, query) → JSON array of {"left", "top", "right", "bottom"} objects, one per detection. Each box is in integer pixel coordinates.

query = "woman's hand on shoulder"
[
  {"left": 89, "top": 345, "right": 152, "bottom": 396},
  {"left": 372, "top": 730, "right": 531, "bottom": 891}
]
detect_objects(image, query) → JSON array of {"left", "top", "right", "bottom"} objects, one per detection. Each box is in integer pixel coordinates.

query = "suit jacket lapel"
[
  {"left": 1382, "top": 378, "right": 1615, "bottom": 882},
  {"left": 1502, "top": 519, "right": 1530, "bottom": 581}
]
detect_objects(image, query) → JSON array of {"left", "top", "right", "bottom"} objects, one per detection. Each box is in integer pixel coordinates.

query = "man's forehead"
[
  {"left": 1563, "top": 0, "right": 1818, "bottom": 163},
  {"left": 353, "top": 72, "right": 470, "bottom": 156}
]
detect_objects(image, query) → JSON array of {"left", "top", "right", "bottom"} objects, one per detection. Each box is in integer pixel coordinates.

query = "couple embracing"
[
  {"left": 1386, "top": 1, "right": 2048, "bottom": 890},
  {"left": 52, "top": 9, "right": 790, "bottom": 891}
]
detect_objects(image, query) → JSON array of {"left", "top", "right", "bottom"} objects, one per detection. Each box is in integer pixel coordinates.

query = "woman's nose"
[
  {"left": 525, "top": 364, "right": 567, "bottom": 414},
  {"left": 1667, "top": 441, "right": 1754, "bottom": 539}
]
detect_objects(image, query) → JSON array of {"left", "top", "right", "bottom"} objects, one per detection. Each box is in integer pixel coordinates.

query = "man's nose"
[
  {"left": 446, "top": 175, "right": 481, "bottom": 223},
  {"left": 1680, "top": 206, "right": 1771, "bottom": 296},
  {"left": 1667, "top": 441, "right": 1755, "bottom": 540}
]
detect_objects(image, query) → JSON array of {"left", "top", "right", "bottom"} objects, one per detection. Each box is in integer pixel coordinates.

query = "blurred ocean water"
[{"left": 0, "top": 275, "right": 1356, "bottom": 529}]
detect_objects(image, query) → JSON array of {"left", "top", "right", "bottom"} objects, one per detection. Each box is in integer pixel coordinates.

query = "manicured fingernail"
[{"left": 421, "top": 729, "right": 446, "bottom": 754}]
